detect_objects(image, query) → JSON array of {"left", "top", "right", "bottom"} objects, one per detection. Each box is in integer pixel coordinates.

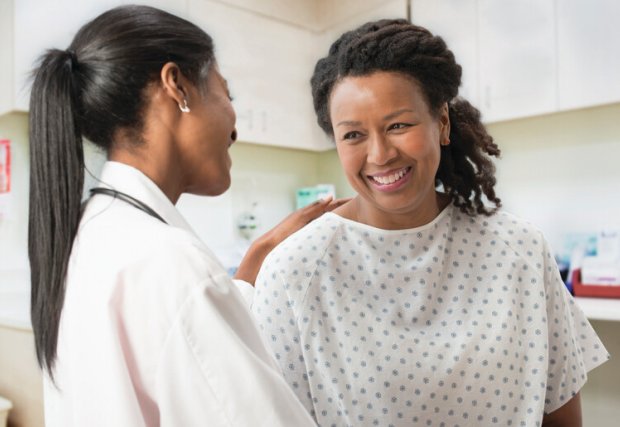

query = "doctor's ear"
[{"left": 160, "top": 62, "right": 191, "bottom": 113}]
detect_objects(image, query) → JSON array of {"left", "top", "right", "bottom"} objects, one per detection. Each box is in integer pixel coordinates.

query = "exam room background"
[{"left": 1, "top": 0, "right": 620, "bottom": 426}]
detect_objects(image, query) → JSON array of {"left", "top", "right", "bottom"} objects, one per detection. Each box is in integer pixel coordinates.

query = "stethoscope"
[{"left": 89, "top": 187, "right": 167, "bottom": 224}]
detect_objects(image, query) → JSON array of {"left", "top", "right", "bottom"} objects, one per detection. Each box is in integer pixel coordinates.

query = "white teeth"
[{"left": 371, "top": 168, "right": 409, "bottom": 185}]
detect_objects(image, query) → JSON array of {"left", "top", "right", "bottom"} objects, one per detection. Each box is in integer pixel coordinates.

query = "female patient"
[
  {"left": 28, "top": 5, "right": 335, "bottom": 426},
  {"left": 252, "top": 19, "right": 609, "bottom": 426}
]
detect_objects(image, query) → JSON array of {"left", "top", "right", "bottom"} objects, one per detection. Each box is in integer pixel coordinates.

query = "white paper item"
[{"left": 581, "top": 255, "right": 620, "bottom": 286}]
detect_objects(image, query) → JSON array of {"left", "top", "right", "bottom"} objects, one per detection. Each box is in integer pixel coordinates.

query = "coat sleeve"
[
  {"left": 232, "top": 278, "right": 255, "bottom": 307},
  {"left": 154, "top": 272, "right": 316, "bottom": 427}
]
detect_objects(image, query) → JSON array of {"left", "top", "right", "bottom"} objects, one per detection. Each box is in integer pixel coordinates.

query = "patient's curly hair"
[{"left": 311, "top": 19, "right": 501, "bottom": 216}]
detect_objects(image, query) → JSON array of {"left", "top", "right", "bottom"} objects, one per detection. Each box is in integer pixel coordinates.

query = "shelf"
[{"left": 574, "top": 297, "right": 620, "bottom": 322}]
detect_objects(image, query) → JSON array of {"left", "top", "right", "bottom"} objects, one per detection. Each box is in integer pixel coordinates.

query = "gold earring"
[{"left": 179, "top": 99, "right": 190, "bottom": 113}]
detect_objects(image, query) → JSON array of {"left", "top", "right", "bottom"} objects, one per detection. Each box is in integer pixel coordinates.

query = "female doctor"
[{"left": 28, "top": 5, "right": 333, "bottom": 426}]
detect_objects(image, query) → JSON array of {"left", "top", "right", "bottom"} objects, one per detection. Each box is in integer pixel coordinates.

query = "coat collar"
[{"left": 93, "top": 161, "right": 195, "bottom": 233}]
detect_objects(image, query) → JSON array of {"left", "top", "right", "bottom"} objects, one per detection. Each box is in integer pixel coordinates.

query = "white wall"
[{"left": 490, "top": 103, "right": 620, "bottom": 252}]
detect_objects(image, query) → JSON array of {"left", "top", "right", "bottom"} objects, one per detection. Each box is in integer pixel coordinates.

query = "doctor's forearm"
[{"left": 234, "top": 235, "right": 274, "bottom": 285}]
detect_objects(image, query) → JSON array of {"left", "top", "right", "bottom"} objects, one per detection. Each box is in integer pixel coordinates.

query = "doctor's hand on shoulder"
[{"left": 234, "top": 196, "right": 350, "bottom": 285}]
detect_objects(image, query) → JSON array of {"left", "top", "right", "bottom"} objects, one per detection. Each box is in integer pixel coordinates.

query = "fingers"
[
  {"left": 304, "top": 196, "right": 333, "bottom": 212},
  {"left": 311, "top": 195, "right": 333, "bottom": 206},
  {"left": 308, "top": 196, "right": 351, "bottom": 210},
  {"left": 297, "top": 197, "right": 351, "bottom": 224},
  {"left": 326, "top": 197, "right": 351, "bottom": 211},
  {"left": 293, "top": 197, "right": 330, "bottom": 223}
]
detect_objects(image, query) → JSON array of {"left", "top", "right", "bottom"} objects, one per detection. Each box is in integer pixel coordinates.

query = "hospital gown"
[{"left": 252, "top": 204, "right": 609, "bottom": 427}]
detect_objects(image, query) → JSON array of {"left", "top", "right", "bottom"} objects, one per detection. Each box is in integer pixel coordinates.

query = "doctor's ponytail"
[{"left": 29, "top": 48, "right": 84, "bottom": 377}]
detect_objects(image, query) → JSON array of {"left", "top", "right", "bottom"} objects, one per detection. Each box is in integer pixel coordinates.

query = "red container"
[
  {"left": 572, "top": 269, "right": 620, "bottom": 298},
  {"left": 0, "top": 139, "right": 10, "bottom": 193}
]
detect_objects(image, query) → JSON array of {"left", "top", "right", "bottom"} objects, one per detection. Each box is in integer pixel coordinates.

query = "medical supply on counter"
[
  {"left": 573, "top": 229, "right": 620, "bottom": 297},
  {"left": 237, "top": 209, "right": 259, "bottom": 240},
  {"left": 598, "top": 229, "right": 620, "bottom": 260},
  {"left": 581, "top": 256, "right": 620, "bottom": 286},
  {"left": 572, "top": 268, "right": 620, "bottom": 298}
]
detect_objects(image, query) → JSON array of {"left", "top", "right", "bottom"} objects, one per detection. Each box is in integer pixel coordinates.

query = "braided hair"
[{"left": 311, "top": 19, "right": 501, "bottom": 216}]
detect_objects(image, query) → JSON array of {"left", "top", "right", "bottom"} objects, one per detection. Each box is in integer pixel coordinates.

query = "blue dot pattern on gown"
[{"left": 252, "top": 204, "right": 609, "bottom": 427}]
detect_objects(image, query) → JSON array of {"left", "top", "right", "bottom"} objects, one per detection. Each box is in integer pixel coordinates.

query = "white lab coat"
[{"left": 43, "top": 161, "right": 315, "bottom": 427}]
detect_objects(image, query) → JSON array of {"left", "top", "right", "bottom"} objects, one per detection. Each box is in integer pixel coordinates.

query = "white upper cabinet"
[
  {"left": 317, "top": 0, "right": 408, "bottom": 57},
  {"left": 10, "top": 0, "right": 125, "bottom": 113},
  {"left": 2, "top": 0, "right": 328, "bottom": 150},
  {"left": 556, "top": 0, "right": 620, "bottom": 110},
  {"left": 411, "top": 0, "right": 620, "bottom": 124},
  {"left": 317, "top": 0, "right": 406, "bottom": 31},
  {"left": 410, "top": 0, "right": 479, "bottom": 108},
  {"left": 188, "top": 0, "right": 329, "bottom": 151},
  {"left": 477, "top": 0, "right": 557, "bottom": 122},
  {"left": 411, "top": 0, "right": 557, "bottom": 122},
  {"left": 4, "top": 0, "right": 186, "bottom": 114},
  {"left": 3, "top": 0, "right": 618, "bottom": 144},
  {"left": 0, "top": 0, "right": 15, "bottom": 115}
]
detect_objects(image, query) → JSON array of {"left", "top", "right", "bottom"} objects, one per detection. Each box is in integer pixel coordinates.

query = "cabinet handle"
[
  {"left": 261, "top": 111, "right": 267, "bottom": 132},
  {"left": 237, "top": 109, "right": 253, "bottom": 130}
]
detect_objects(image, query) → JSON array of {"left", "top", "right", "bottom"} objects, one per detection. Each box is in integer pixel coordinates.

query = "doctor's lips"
[
  {"left": 367, "top": 166, "right": 412, "bottom": 186},
  {"left": 228, "top": 129, "right": 238, "bottom": 147}
]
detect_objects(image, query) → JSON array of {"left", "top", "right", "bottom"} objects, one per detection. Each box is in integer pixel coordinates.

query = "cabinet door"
[
  {"left": 13, "top": 0, "right": 124, "bottom": 111},
  {"left": 317, "top": 0, "right": 408, "bottom": 56},
  {"left": 13, "top": 1, "right": 186, "bottom": 113},
  {"left": 478, "top": 0, "right": 557, "bottom": 122},
  {"left": 189, "top": 0, "right": 325, "bottom": 151},
  {"left": 0, "top": 0, "right": 14, "bottom": 115},
  {"left": 557, "top": 0, "right": 620, "bottom": 110},
  {"left": 410, "top": 0, "right": 479, "bottom": 109}
]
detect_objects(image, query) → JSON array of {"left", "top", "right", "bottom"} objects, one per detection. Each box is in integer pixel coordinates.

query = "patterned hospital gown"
[{"left": 252, "top": 204, "right": 609, "bottom": 427}]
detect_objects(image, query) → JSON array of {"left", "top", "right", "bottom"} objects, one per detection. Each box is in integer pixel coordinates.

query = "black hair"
[
  {"left": 28, "top": 5, "right": 215, "bottom": 377},
  {"left": 311, "top": 19, "right": 501, "bottom": 216}
]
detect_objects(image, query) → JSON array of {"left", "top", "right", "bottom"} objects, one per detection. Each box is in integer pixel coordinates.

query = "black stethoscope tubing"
[{"left": 89, "top": 187, "right": 168, "bottom": 224}]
